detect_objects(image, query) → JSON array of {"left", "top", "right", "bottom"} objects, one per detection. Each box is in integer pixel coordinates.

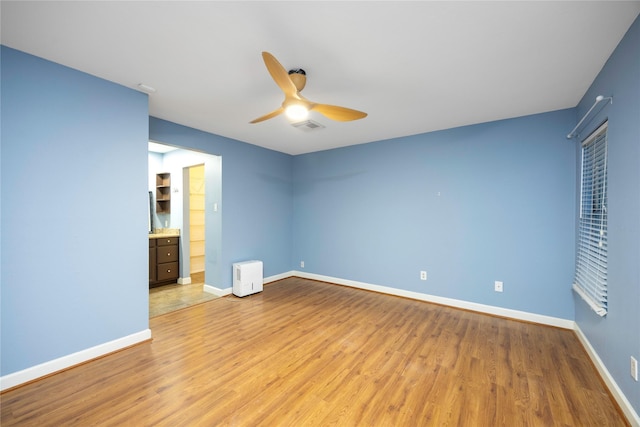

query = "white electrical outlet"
[
  {"left": 300, "top": 261, "right": 305, "bottom": 268},
  {"left": 631, "top": 356, "right": 638, "bottom": 381},
  {"left": 494, "top": 281, "right": 503, "bottom": 292},
  {"left": 420, "top": 271, "right": 427, "bottom": 281}
]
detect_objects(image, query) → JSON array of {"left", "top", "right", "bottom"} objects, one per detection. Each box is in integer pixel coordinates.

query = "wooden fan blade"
[
  {"left": 249, "top": 107, "right": 285, "bottom": 124},
  {"left": 311, "top": 104, "right": 368, "bottom": 122},
  {"left": 262, "top": 52, "right": 297, "bottom": 97}
]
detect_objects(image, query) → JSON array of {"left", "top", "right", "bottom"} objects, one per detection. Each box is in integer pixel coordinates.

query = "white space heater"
[{"left": 232, "top": 260, "right": 263, "bottom": 297}]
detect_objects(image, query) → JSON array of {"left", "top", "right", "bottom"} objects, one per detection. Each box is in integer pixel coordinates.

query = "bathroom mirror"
[{"left": 148, "top": 191, "right": 154, "bottom": 233}]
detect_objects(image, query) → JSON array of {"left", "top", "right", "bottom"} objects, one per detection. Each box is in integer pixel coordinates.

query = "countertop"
[{"left": 149, "top": 228, "right": 180, "bottom": 239}]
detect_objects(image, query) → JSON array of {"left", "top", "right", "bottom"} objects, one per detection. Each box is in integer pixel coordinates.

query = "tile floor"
[{"left": 149, "top": 272, "right": 218, "bottom": 317}]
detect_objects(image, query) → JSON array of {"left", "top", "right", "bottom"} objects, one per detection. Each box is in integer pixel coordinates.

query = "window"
[{"left": 573, "top": 121, "right": 608, "bottom": 316}]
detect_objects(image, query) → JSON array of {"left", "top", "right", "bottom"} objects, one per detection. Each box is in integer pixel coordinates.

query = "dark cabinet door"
[{"left": 149, "top": 239, "right": 157, "bottom": 284}]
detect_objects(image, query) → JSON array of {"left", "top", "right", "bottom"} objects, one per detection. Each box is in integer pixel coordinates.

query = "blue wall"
[
  {"left": 1, "top": 46, "right": 149, "bottom": 375},
  {"left": 149, "top": 118, "right": 293, "bottom": 287},
  {"left": 573, "top": 16, "right": 640, "bottom": 415},
  {"left": 293, "top": 110, "right": 576, "bottom": 319}
]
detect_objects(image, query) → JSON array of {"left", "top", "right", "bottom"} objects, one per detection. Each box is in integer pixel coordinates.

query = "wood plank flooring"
[{"left": 1, "top": 277, "right": 629, "bottom": 426}]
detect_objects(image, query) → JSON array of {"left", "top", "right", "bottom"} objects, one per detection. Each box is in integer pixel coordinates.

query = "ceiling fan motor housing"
[{"left": 288, "top": 69, "right": 306, "bottom": 91}]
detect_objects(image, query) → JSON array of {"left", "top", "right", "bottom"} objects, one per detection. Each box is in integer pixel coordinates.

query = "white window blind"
[{"left": 573, "top": 121, "right": 608, "bottom": 316}]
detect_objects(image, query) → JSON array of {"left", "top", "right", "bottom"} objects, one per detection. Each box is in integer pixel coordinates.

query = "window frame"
[{"left": 573, "top": 121, "right": 609, "bottom": 316}]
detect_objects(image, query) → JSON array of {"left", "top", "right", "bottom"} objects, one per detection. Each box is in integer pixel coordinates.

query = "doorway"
[{"left": 148, "top": 143, "right": 222, "bottom": 318}]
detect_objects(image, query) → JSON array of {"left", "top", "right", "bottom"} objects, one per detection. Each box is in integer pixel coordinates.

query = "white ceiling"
[{"left": 2, "top": 1, "right": 639, "bottom": 155}]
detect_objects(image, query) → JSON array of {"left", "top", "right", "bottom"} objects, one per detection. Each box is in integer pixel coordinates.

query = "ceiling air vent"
[{"left": 291, "top": 119, "right": 325, "bottom": 132}]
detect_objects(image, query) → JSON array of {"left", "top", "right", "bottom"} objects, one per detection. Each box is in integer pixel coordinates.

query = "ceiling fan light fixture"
[
  {"left": 249, "top": 52, "right": 366, "bottom": 124},
  {"left": 285, "top": 104, "right": 308, "bottom": 121}
]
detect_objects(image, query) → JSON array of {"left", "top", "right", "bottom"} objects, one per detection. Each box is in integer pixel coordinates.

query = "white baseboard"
[
  {"left": 178, "top": 276, "right": 191, "bottom": 285},
  {"left": 574, "top": 325, "right": 640, "bottom": 426},
  {"left": 203, "top": 272, "right": 294, "bottom": 297},
  {"left": 265, "top": 271, "right": 295, "bottom": 284},
  {"left": 0, "top": 329, "right": 152, "bottom": 392},
  {"left": 202, "top": 271, "right": 291, "bottom": 297},
  {"left": 203, "top": 284, "right": 232, "bottom": 296},
  {"left": 292, "top": 271, "right": 574, "bottom": 329}
]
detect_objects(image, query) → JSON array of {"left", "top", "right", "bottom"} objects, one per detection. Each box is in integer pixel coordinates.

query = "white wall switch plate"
[
  {"left": 631, "top": 356, "right": 638, "bottom": 381},
  {"left": 494, "top": 281, "right": 503, "bottom": 292}
]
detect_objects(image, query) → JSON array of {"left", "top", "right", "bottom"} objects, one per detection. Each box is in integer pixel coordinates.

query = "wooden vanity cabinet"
[
  {"left": 149, "top": 236, "right": 179, "bottom": 288},
  {"left": 149, "top": 238, "right": 157, "bottom": 284}
]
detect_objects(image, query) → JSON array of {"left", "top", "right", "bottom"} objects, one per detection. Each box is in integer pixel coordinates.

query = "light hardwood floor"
[{"left": 1, "top": 277, "right": 629, "bottom": 426}]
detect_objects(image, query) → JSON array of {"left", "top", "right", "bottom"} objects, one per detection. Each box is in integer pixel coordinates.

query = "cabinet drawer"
[
  {"left": 157, "top": 237, "right": 179, "bottom": 246},
  {"left": 157, "top": 245, "right": 178, "bottom": 263},
  {"left": 157, "top": 262, "right": 178, "bottom": 281}
]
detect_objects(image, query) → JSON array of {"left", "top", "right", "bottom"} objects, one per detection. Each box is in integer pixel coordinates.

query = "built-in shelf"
[{"left": 156, "top": 173, "right": 171, "bottom": 214}]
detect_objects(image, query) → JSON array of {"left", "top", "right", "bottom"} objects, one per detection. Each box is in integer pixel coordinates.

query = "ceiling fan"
[{"left": 250, "top": 51, "right": 367, "bottom": 124}]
